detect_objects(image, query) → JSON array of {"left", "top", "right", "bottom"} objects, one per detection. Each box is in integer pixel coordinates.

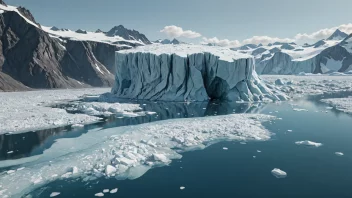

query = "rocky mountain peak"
[
  {"left": 75, "top": 29, "right": 87, "bottom": 34},
  {"left": 17, "top": 6, "right": 41, "bottom": 28},
  {"left": 106, "top": 25, "right": 151, "bottom": 44},
  {"left": 327, "top": 29, "right": 348, "bottom": 40},
  {"left": 0, "top": 0, "right": 7, "bottom": 6}
]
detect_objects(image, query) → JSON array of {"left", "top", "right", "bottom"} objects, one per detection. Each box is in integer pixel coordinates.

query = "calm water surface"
[{"left": 1, "top": 96, "right": 351, "bottom": 198}]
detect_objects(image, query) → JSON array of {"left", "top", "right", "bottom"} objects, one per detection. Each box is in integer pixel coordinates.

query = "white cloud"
[
  {"left": 202, "top": 37, "right": 241, "bottom": 48},
  {"left": 242, "top": 36, "right": 294, "bottom": 45},
  {"left": 160, "top": 25, "right": 201, "bottom": 38},
  {"left": 294, "top": 23, "right": 352, "bottom": 42}
]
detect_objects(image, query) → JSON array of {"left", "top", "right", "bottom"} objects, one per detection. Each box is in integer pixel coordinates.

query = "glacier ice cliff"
[{"left": 112, "top": 44, "right": 287, "bottom": 102}]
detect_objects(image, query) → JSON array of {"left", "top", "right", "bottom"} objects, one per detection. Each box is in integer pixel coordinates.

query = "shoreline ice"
[{"left": 0, "top": 113, "right": 275, "bottom": 197}]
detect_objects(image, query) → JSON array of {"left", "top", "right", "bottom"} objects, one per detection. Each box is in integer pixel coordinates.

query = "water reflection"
[{"left": 0, "top": 100, "right": 267, "bottom": 162}]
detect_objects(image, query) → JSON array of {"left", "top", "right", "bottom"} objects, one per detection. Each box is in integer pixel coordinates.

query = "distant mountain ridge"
[{"left": 229, "top": 29, "right": 352, "bottom": 75}]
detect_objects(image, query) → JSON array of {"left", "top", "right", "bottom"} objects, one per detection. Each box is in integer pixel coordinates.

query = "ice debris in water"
[
  {"left": 257, "top": 150, "right": 261, "bottom": 153},
  {"left": 293, "top": 108, "right": 308, "bottom": 112},
  {"left": 110, "top": 188, "right": 118, "bottom": 193},
  {"left": 103, "top": 189, "right": 109, "bottom": 193},
  {"left": 50, "top": 192, "right": 61, "bottom": 197},
  {"left": 271, "top": 168, "right": 287, "bottom": 178},
  {"left": 335, "top": 152, "right": 344, "bottom": 156},
  {"left": 95, "top": 192, "right": 104, "bottom": 197},
  {"left": 295, "top": 140, "right": 323, "bottom": 147},
  {"left": 223, "top": 147, "right": 228, "bottom": 150},
  {"left": 0, "top": 114, "right": 274, "bottom": 198},
  {"left": 71, "top": 124, "right": 84, "bottom": 129},
  {"left": 180, "top": 186, "right": 185, "bottom": 190},
  {"left": 287, "top": 130, "right": 293, "bottom": 132},
  {"left": 6, "top": 151, "right": 13, "bottom": 154}
]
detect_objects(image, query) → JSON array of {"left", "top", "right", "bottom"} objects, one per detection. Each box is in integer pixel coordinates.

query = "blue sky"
[{"left": 7, "top": 0, "right": 352, "bottom": 46}]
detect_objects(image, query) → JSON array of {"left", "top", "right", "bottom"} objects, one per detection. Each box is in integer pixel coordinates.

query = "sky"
[{"left": 6, "top": 0, "right": 352, "bottom": 46}]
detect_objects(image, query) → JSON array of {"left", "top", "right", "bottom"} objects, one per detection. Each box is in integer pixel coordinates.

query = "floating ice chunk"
[
  {"left": 72, "top": 166, "right": 79, "bottom": 174},
  {"left": 105, "top": 165, "right": 116, "bottom": 176},
  {"left": 335, "top": 152, "right": 344, "bottom": 156},
  {"left": 293, "top": 108, "right": 308, "bottom": 112},
  {"left": 146, "top": 112, "right": 157, "bottom": 115},
  {"left": 326, "top": 107, "right": 333, "bottom": 110},
  {"left": 6, "top": 170, "right": 15, "bottom": 174},
  {"left": 287, "top": 130, "right": 293, "bottom": 132},
  {"left": 103, "top": 189, "right": 109, "bottom": 193},
  {"left": 295, "top": 140, "right": 323, "bottom": 147},
  {"left": 17, "top": 167, "right": 25, "bottom": 171},
  {"left": 110, "top": 188, "right": 118, "bottom": 193},
  {"left": 71, "top": 124, "right": 84, "bottom": 129},
  {"left": 95, "top": 192, "right": 104, "bottom": 197},
  {"left": 180, "top": 186, "right": 185, "bottom": 190},
  {"left": 6, "top": 151, "right": 13, "bottom": 154},
  {"left": 223, "top": 147, "right": 228, "bottom": 150},
  {"left": 257, "top": 150, "right": 261, "bottom": 153},
  {"left": 240, "top": 142, "right": 247, "bottom": 145},
  {"left": 50, "top": 192, "right": 61, "bottom": 197},
  {"left": 153, "top": 153, "right": 170, "bottom": 163},
  {"left": 271, "top": 168, "right": 287, "bottom": 178},
  {"left": 253, "top": 156, "right": 256, "bottom": 158}
]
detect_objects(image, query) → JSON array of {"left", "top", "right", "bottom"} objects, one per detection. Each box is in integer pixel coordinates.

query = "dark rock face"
[
  {"left": 106, "top": 25, "right": 151, "bottom": 44},
  {"left": 0, "top": 9, "right": 134, "bottom": 91},
  {"left": 17, "top": 6, "right": 41, "bottom": 28},
  {"left": 50, "top": 26, "right": 60, "bottom": 31},
  {"left": 95, "top": 29, "right": 104, "bottom": 33},
  {"left": 327, "top": 29, "right": 348, "bottom": 40},
  {"left": 75, "top": 29, "right": 87, "bottom": 34},
  {"left": 0, "top": 0, "right": 6, "bottom": 6}
]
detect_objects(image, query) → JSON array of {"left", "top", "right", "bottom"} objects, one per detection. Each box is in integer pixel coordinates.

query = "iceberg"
[
  {"left": 271, "top": 168, "right": 287, "bottom": 178},
  {"left": 112, "top": 44, "right": 287, "bottom": 102}
]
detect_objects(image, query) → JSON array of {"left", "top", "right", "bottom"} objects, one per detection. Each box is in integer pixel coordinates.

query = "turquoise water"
[{"left": 1, "top": 97, "right": 352, "bottom": 197}]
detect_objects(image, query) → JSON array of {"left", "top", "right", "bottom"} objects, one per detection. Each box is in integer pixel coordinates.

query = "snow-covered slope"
[
  {"left": 42, "top": 25, "right": 148, "bottom": 47},
  {"left": 231, "top": 30, "right": 352, "bottom": 75},
  {"left": 112, "top": 44, "right": 287, "bottom": 102}
]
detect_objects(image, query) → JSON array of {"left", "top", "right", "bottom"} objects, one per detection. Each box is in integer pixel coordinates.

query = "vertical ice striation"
[{"left": 112, "top": 44, "right": 287, "bottom": 102}]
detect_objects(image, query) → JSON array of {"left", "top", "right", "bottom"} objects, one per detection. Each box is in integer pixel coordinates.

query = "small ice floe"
[
  {"left": 17, "top": 167, "right": 25, "bottom": 171},
  {"left": 110, "top": 188, "right": 118, "bottom": 194},
  {"left": 180, "top": 186, "right": 185, "bottom": 190},
  {"left": 287, "top": 130, "right": 293, "bottom": 132},
  {"left": 335, "top": 152, "right": 344, "bottom": 156},
  {"left": 253, "top": 156, "right": 256, "bottom": 158},
  {"left": 103, "top": 189, "right": 109, "bottom": 193},
  {"left": 326, "top": 107, "right": 333, "bottom": 110},
  {"left": 295, "top": 140, "right": 322, "bottom": 147},
  {"left": 95, "top": 192, "right": 104, "bottom": 197},
  {"left": 7, "top": 170, "right": 15, "bottom": 174},
  {"left": 50, "top": 192, "right": 61, "bottom": 197},
  {"left": 146, "top": 112, "right": 157, "bottom": 115},
  {"left": 7, "top": 151, "right": 13, "bottom": 154},
  {"left": 257, "top": 150, "right": 261, "bottom": 153},
  {"left": 223, "top": 147, "right": 228, "bottom": 150},
  {"left": 71, "top": 124, "right": 84, "bottom": 129},
  {"left": 105, "top": 165, "right": 116, "bottom": 176},
  {"left": 240, "top": 142, "right": 247, "bottom": 145},
  {"left": 271, "top": 168, "right": 287, "bottom": 178},
  {"left": 142, "top": 104, "right": 147, "bottom": 106},
  {"left": 293, "top": 108, "right": 308, "bottom": 112}
]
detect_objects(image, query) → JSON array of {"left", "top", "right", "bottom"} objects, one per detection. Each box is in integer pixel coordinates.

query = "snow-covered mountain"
[
  {"left": 0, "top": 1, "right": 152, "bottom": 91},
  {"left": 112, "top": 44, "right": 287, "bottom": 102},
  {"left": 230, "top": 29, "right": 352, "bottom": 74}
]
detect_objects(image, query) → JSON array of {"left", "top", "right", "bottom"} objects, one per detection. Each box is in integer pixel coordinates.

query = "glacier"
[{"left": 112, "top": 44, "right": 287, "bottom": 102}]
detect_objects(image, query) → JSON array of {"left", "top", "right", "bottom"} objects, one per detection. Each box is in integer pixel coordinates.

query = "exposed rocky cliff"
[
  {"left": 112, "top": 44, "right": 287, "bottom": 102},
  {"left": 0, "top": 3, "right": 149, "bottom": 91}
]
